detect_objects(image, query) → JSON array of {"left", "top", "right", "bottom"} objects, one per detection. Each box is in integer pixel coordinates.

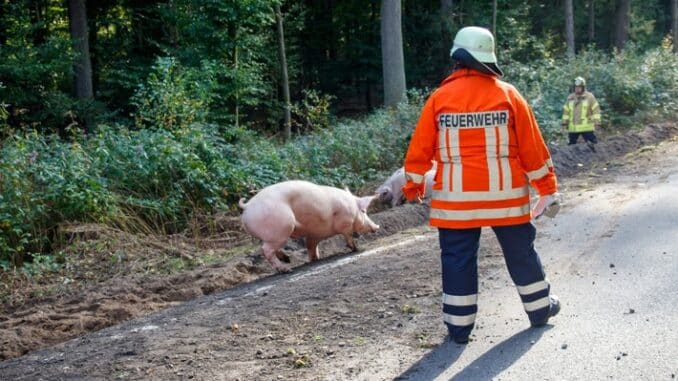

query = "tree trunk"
[
  {"left": 87, "top": 2, "right": 99, "bottom": 96},
  {"left": 441, "top": 0, "right": 455, "bottom": 36},
  {"left": 380, "top": 0, "right": 406, "bottom": 107},
  {"left": 29, "top": 0, "right": 47, "bottom": 45},
  {"left": 565, "top": 0, "right": 575, "bottom": 57},
  {"left": 614, "top": 0, "right": 630, "bottom": 51},
  {"left": 588, "top": 0, "right": 595, "bottom": 43},
  {"left": 491, "top": 0, "right": 497, "bottom": 37},
  {"left": 68, "top": 0, "right": 94, "bottom": 132},
  {"left": 441, "top": 0, "right": 454, "bottom": 13},
  {"left": 367, "top": 1, "right": 378, "bottom": 111},
  {"left": 672, "top": 0, "right": 677, "bottom": 53},
  {"left": 0, "top": 2, "right": 7, "bottom": 45},
  {"left": 441, "top": 0, "right": 455, "bottom": 76},
  {"left": 234, "top": 44, "right": 239, "bottom": 129},
  {"left": 275, "top": 4, "right": 291, "bottom": 141}
]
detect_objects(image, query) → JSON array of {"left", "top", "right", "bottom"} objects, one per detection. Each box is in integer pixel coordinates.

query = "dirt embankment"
[{"left": 0, "top": 122, "right": 676, "bottom": 361}]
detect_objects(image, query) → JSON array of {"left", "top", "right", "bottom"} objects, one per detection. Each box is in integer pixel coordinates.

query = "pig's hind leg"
[
  {"left": 262, "top": 241, "right": 292, "bottom": 273},
  {"left": 253, "top": 206, "right": 297, "bottom": 272},
  {"left": 276, "top": 251, "right": 291, "bottom": 263}
]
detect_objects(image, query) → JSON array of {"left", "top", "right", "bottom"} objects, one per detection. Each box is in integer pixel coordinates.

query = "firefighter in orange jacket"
[{"left": 401, "top": 26, "right": 561, "bottom": 344}]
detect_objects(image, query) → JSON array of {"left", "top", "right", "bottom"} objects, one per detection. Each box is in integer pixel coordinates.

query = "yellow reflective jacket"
[{"left": 562, "top": 91, "right": 601, "bottom": 132}]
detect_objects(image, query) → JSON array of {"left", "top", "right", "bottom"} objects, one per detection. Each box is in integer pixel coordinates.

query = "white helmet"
[
  {"left": 450, "top": 26, "right": 498, "bottom": 64},
  {"left": 450, "top": 26, "right": 504, "bottom": 77},
  {"left": 574, "top": 76, "right": 586, "bottom": 87}
]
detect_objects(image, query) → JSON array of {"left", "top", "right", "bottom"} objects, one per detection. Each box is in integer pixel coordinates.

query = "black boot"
[{"left": 531, "top": 295, "right": 561, "bottom": 327}]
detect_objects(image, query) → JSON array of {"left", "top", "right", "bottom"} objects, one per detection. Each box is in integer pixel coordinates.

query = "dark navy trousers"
[
  {"left": 439, "top": 222, "right": 551, "bottom": 340},
  {"left": 568, "top": 131, "right": 597, "bottom": 144}
]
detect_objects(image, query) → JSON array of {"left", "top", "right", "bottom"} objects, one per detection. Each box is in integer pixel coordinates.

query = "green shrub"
[
  {"left": 0, "top": 83, "right": 8, "bottom": 138},
  {"left": 290, "top": 89, "right": 336, "bottom": 133},
  {"left": 2, "top": 46, "right": 677, "bottom": 270},
  {"left": 638, "top": 38, "right": 678, "bottom": 121},
  {"left": 89, "top": 124, "right": 249, "bottom": 231},
  {"left": 505, "top": 44, "right": 678, "bottom": 137},
  {"left": 131, "top": 57, "right": 217, "bottom": 131},
  {"left": 0, "top": 132, "right": 117, "bottom": 264},
  {"left": 0, "top": 7, "right": 79, "bottom": 133}
]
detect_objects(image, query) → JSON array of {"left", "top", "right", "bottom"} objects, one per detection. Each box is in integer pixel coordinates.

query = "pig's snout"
[
  {"left": 378, "top": 190, "right": 393, "bottom": 204},
  {"left": 356, "top": 215, "right": 379, "bottom": 234},
  {"left": 366, "top": 221, "right": 379, "bottom": 233}
]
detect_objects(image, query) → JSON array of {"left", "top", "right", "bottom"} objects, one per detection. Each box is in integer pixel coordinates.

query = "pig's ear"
[{"left": 357, "top": 194, "right": 377, "bottom": 212}]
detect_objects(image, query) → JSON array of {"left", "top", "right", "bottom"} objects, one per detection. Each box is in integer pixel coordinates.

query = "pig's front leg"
[
  {"left": 343, "top": 232, "right": 357, "bottom": 252},
  {"left": 305, "top": 237, "right": 321, "bottom": 262}
]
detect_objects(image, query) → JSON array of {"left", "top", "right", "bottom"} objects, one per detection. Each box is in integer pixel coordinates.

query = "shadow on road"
[{"left": 395, "top": 326, "right": 551, "bottom": 381}]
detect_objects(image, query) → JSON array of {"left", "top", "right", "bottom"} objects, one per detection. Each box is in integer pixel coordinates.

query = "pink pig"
[
  {"left": 239, "top": 180, "right": 380, "bottom": 272},
  {"left": 376, "top": 162, "right": 437, "bottom": 207}
]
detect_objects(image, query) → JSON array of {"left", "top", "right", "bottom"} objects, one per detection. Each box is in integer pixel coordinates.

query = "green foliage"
[
  {"left": 131, "top": 57, "right": 217, "bottom": 130},
  {"left": 154, "top": 0, "right": 279, "bottom": 128},
  {"left": 504, "top": 43, "right": 678, "bottom": 137},
  {"left": 0, "top": 132, "right": 118, "bottom": 260},
  {"left": 0, "top": 82, "right": 9, "bottom": 138},
  {"left": 0, "top": 2, "right": 77, "bottom": 132},
  {"left": 0, "top": 96, "right": 424, "bottom": 264},
  {"left": 290, "top": 89, "right": 336, "bottom": 133},
  {"left": 20, "top": 252, "right": 64, "bottom": 277},
  {"left": 638, "top": 38, "right": 678, "bottom": 120}
]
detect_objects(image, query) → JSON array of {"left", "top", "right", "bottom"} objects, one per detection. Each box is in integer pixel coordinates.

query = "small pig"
[
  {"left": 376, "top": 162, "right": 437, "bottom": 207},
  {"left": 239, "top": 180, "right": 380, "bottom": 272}
]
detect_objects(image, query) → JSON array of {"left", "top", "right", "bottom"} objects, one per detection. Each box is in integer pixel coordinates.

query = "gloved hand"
[
  {"left": 402, "top": 181, "right": 424, "bottom": 203},
  {"left": 532, "top": 193, "right": 562, "bottom": 219}
]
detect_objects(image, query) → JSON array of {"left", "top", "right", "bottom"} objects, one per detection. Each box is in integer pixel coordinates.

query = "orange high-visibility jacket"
[{"left": 404, "top": 69, "right": 557, "bottom": 229}]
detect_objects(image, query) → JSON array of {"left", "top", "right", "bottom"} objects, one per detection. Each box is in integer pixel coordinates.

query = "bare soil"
[{"left": 0, "top": 122, "right": 676, "bottom": 368}]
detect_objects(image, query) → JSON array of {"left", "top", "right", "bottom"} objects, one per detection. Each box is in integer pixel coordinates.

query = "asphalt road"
[{"left": 398, "top": 148, "right": 678, "bottom": 380}]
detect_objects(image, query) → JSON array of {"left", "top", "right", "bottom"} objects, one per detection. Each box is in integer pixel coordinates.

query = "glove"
[
  {"left": 402, "top": 181, "right": 424, "bottom": 203},
  {"left": 532, "top": 193, "right": 562, "bottom": 219}
]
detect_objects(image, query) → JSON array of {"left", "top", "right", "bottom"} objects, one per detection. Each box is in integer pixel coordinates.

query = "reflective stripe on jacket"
[
  {"left": 404, "top": 69, "right": 557, "bottom": 229},
  {"left": 562, "top": 91, "right": 601, "bottom": 132}
]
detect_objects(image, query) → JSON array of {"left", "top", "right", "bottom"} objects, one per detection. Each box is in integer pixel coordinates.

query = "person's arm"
[
  {"left": 511, "top": 89, "right": 560, "bottom": 218},
  {"left": 402, "top": 95, "right": 437, "bottom": 201},
  {"left": 561, "top": 98, "right": 571, "bottom": 131},
  {"left": 589, "top": 93, "right": 601, "bottom": 128},
  {"left": 512, "top": 89, "right": 557, "bottom": 196}
]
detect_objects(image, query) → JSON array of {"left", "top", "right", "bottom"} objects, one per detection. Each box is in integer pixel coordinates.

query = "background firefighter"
[
  {"left": 562, "top": 76, "right": 602, "bottom": 151},
  {"left": 401, "top": 26, "right": 561, "bottom": 345}
]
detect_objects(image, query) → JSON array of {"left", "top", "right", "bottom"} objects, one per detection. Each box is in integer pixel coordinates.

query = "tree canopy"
[{"left": 1, "top": 0, "right": 675, "bottom": 135}]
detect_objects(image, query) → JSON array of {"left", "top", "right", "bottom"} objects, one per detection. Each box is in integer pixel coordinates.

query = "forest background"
[{"left": 1, "top": 0, "right": 677, "bottom": 272}]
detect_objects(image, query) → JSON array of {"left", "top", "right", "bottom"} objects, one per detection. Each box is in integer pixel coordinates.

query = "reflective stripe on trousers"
[{"left": 439, "top": 222, "right": 551, "bottom": 339}]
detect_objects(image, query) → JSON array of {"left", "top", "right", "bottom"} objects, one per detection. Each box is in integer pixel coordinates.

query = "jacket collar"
[{"left": 440, "top": 68, "right": 497, "bottom": 86}]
